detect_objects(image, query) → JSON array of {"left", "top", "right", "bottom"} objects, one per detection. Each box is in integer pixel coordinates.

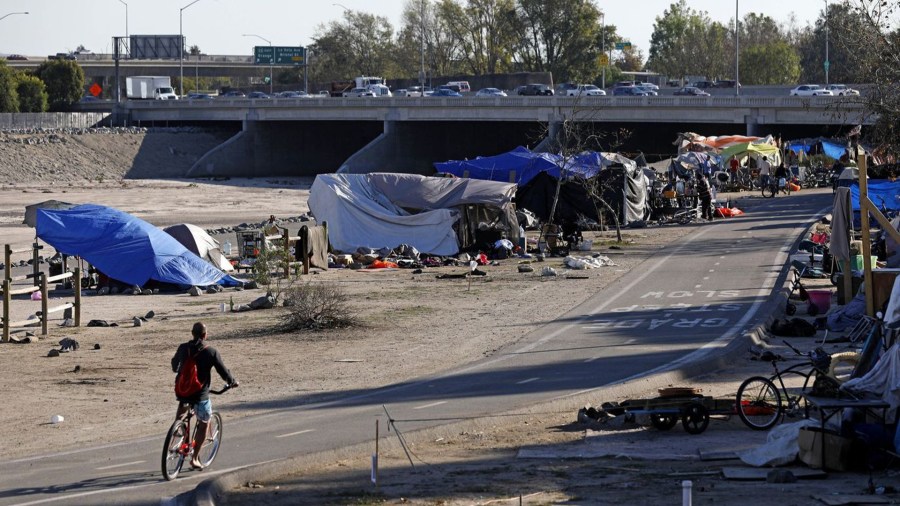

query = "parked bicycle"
[
  {"left": 735, "top": 341, "right": 857, "bottom": 430},
  {"left": 161, "top": 384, "right": 233, "bottom": 480}
]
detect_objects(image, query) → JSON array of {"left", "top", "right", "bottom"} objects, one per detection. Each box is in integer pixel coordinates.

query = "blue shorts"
[{"left": 193, "top": 399, "right": 212, "bottom": 422}]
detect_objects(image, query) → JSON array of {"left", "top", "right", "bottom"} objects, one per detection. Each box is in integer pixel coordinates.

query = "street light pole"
[
  {"left": 419, "top": 0, "right": 426, "bottom": 92},
  {"left": 0, "top": 11, "right": 28, "bottom": 23},
  {"left": 117, "top": 0, "right": 128, "bottom": 44},
  {"left": 243, "top": 34, "right": 273, "bottom": 96},
  {"left": 180, "top": 0, "right": 201, "bottom": 98},
  {"left": 824, "top": 0, "right": 829, "bottom": 85},
  {"left": 735, "top": 0, "right": 740, "bottom": 96},
  {"left": 601, "top": 12, "right": 605, "bottom": 89}
]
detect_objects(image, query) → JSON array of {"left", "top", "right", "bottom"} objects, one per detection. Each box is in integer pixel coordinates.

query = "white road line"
[
  {"left": 275, "top": 429, "right": 315, "bottom": 439},
  {"left": 413, "top": 401, "right": 447, "bottom": 410},
  {"left": 516, "top": 377, "right": 539, "bottom": 385},
  {"left": 584, "top": 356, "right": 600, "bottom": 363},
  {"left": 96, "top": 460, "right": 145, "bottom": 470}
]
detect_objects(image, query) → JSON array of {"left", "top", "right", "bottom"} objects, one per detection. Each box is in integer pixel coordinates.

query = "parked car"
[
  {"left": 343, "top": 87, "right": 375, "bottom": 97},
  {"left": 429, "top": 88, "right": 463, "bottom": 97},
  {"left": 634, "top": 85, "right": 658, "bottom": 96},
  {"left": 789, "top": 84, "right": 833, "bottom": 97},
  {"left": 5, "top": 54, "right": 27, "bottom": 61},
  {"left": 475, "top": 87, "right": 507, "bottom": 97},
  {"left": 247, "top": 91, "right": 271, "bottom": 99},
  {"left": 824, "top": 84, "right": 860, "bottom": 96},
  {"left": 518, "top": 83, "right": 554, "bottom": 96},
  {"left": 690, "top": 80, "right": 716, "bottom": 89},
  {"left": 566, "top": 84, "right": 606, "bottom": 97},
  {"left": 612, "top": 86, "right": 650, "bottom": 97},
  {"left": 713, "top": 80, "right": 741, "bottom": 88},
  {"left": 673, "top": 86, "right": 710, "bottom": 97}
]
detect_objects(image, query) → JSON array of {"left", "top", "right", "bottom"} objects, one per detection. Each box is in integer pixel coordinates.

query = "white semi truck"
[{"left": 126, "top": 76, "right": 179, "bottom": 100}]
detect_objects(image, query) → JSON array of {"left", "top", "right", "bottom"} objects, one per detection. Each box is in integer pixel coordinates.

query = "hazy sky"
[{"left": 0, "top": 0, "right": 831, "bottom": 57}]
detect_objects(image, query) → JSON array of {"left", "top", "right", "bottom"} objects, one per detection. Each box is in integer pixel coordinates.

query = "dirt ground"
[{"left": 1, "top": 130, "right": 887, "bottom": 505}]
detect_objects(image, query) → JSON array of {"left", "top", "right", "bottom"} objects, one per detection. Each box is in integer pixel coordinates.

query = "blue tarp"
[
  {"left": 37, "top": 204, "right": 238, "bottom": 287},
  {"left": 822, "top": 140, "right": 847, "bottom": 160},
  {"left": 849, "top": 180, "right": 900, "bottom": 212},
  {"left": 433, "top": 146, "right": 601, "bottom": 185}
]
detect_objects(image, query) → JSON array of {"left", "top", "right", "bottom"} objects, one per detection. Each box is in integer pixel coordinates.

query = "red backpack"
[{"left": 175, "top": 346, "right": 205, "bottom": 398}]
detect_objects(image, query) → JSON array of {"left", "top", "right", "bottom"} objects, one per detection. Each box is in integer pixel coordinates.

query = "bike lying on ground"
[
  {"left": 161, "top": 384, "right": 233, "bottom": 480},
  {"left": 735, "top": 341, "right": 858, "bottom": 430}
]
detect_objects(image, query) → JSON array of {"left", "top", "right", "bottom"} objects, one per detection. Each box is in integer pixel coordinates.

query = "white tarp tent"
[
  {"left": 308, "top": 173, "right": 518, "bottom": 256},
  {"left": 163, "top": 223, "right": 234, "bottom": 272}
]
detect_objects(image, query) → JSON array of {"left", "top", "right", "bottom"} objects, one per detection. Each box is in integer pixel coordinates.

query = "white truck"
[
  {"left": 126, "top": 76, "right": 179, "bottom": 100},
  {"left": 566, "top": 84, "right": 606, "bottom": 97}
]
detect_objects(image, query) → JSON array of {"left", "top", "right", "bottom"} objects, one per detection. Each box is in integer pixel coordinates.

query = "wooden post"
[
  {"left": 300, "top": 226, "right": 309, "bottom": 275},
  {"left": 40, "top": 273, "right": 48, "bottom": 336},
  {"left": 4, "top": 244, "right": 10, "bottom": 283},
  {"left": 2, "top": 279, "right": 9, "bottom": 343},
  {"left": 31, "top": 241, "right": 40, "bottom": 287},
  {"left": 858, "top": 155, "right": 875, "bottom": 316},
  {"left": 74, "top": 268, "right": 81, "bottom": 327},
  {"left": 283, "top": 229, "right": 291, "bottom": 278}
]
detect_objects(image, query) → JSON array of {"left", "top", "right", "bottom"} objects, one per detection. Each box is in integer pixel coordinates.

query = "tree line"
[{"left": 0, "top": 59, "right": 84, "bottom": 113}]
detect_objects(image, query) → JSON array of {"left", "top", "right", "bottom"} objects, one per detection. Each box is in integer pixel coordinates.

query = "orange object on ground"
[
  {"left": 789, "top": 183, "right": 801, "bottom": 192},
  {"left": 368, "top": 260, "right": 399, "bottom": 269}
]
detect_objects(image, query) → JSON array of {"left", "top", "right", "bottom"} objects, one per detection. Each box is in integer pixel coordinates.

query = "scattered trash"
[
  {"left": 50, "top": 415, "right": 64, "bottom": 424},
  {"left": 541, "top": 267, "right": 558, "bottom": 277}
]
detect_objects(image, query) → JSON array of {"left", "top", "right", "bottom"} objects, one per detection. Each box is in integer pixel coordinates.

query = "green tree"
[
  {"left": 15, "top": 72, "right": 48, "bottom": 112},
  {"left": 437, "top": 0, "right": 519, "bottom": 75},
  {"left": 36, "top": 60, "right": 84, "bottom": 111},
  {"left": 514, "top": 0, "right": 604, "bottom": 83},
  {"left": 396, "top": 0, "right": 461, "bottom": 81},
  {"left": 309, "top": 9, "right": 398, "bottom": 82},
  {"left": 0, "top": 61, "right": 19, "bottom": 112},
  {"left": 796, "top": 2, "right": 872, "bottom": 84},
  {"left": 646, "top": 1, "right": 707, "bottom": 79},
  {"left": 739, "top": 41, "right": 800, "bottom": 85}
]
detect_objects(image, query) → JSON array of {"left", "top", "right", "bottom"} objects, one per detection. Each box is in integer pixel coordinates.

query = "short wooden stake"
[{"left": 372, "top": 419, "right": 379, "bottom": 488}]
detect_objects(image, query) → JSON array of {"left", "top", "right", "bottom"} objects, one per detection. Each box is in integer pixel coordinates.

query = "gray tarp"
[
  {"left": 308, "top": 173, "right": 518, "bottom": 256},
  {"left": 830, "top": 187, "right": 852, "bottom": 261}
]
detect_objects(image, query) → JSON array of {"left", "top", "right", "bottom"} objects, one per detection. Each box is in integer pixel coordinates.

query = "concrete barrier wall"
[{"left": 0, "top": 113, "right": 110, "bottom": 130}]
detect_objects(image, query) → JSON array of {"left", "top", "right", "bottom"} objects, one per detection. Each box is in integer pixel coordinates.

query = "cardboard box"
[{"left": 798, "top": 427, "right": 854, "bottom": 471}]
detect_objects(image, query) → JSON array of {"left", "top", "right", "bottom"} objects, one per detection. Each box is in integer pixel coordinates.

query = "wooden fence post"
[
  {"left": 4, "top": 244, "right": 10, "bottom": 283},
  {"left": 300, "top": 226, "right": 309, "bottom": 275},
  {"left": 2, "top": 279, "right": 9, "bottom": 343},
  {"left": 74, "top": 268, "right": 81, "bottom": 327},
  {"left": 283, "top": 229, "right": 291, "bottom": 278},
  {"left": 32, "top": 241, "right": 40, "bottom": 287},
  {"left": 40, "top": 273, "right": 48, "bottom": 336}
]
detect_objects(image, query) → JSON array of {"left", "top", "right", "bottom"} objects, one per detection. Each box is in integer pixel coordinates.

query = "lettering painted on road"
[
  {"left": 276, "top": 429, "right": 316, "bottom": 438},
  {"left": 639, "top": 290, "right": 741, "bottom": 299},
  {"left": 96, "top": 460, "right": 145, "bottom": 470},
  {"left": 585, "top": 317, "right": 730, "bottom": 330},
  {"left": 588, "top": 289, "right": 745, "bottom": 330}
]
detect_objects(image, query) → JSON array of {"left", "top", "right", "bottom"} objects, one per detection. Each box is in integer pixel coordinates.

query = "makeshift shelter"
[
  {"left": 24, "top": 200, "right": 76, "bottom": 228},
  {"left": 669, "top": 151, "right": 721, "bottom": 179},
  {"left": 164, "top": 223, "right": 234, "bottom": 272},
  {"left": 36, "top": 204, "right": 239, "bottom": 287},
  {"left": 308, "top": 173, "right": 519, "bottom": 256},
  {"left": 719, "top": 141, "right": 782, "bottom": 166},
  {"left": 433, "top": 146, "right": 599, "bottom": 186}
]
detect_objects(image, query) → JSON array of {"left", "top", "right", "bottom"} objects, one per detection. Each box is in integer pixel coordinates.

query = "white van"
[{"left": 446, "top": 81, "right": 471, "bottom": 94}]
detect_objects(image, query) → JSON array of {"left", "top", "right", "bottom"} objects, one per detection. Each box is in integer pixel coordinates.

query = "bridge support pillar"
[
  {"left": 533, "top": 119, "right": 563, "bottom": 153},
  {"left": 339, "top": 115, "right": 435, "bottom": 175},
  {"left": 745, "top": 118, "right": 760, "bottom": 137}
]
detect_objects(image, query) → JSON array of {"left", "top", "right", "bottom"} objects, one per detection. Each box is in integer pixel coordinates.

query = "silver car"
[
  {"left": 343, "top": 87, "right": 375, "bottom": 98},
  {"left": 475, "top": 87, "right": 507, "bottom": 97}
]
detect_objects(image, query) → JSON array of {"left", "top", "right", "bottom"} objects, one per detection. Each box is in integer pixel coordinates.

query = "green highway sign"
[
  {"left": 253, "top": 46, "right": 306, "bottom": 65},
  {"left": 615, "top": 42, "right": 632, "bottom": 50}
]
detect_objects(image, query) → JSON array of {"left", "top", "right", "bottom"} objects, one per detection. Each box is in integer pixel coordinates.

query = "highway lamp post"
[
  {"left": 824, "top": 0, "right": 829, "bottom": 85},
  {"left": 243, "top": 34, "right": 273, "bottom": 96},
  {"left": 180, "top": 0, "right": 201, "bottom": 98},
  {"left": 117, "top": 0, "right": 128, "bottom": 46},
  {"left": 419, "top": 0, "right": 426, "bottom": 93},
  {"left": 0, "top": 11, "right": 28, "bottom": 23},
  {"left": 735, "top": 0, "right": 740, "bottom": 96},
  {"left": 601, "top": 12, "right": 605, "bottom": 89}
]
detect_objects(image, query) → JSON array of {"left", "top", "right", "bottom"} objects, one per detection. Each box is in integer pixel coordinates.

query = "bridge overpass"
[{"left": 110, "top": 95, "right": 870, "bottom": 176}]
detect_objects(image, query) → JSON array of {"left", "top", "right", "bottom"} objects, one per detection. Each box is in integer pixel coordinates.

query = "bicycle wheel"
[
  {"left": 773, "top": 370, "right": 811, "bottom": 420},
  {"left": 736, "top": 376, "right": 782, "bottom": 430},
  {"left": 681, "top": 403, "right": 710, "bottom": 434},
  {"left": 161, "top": 420, "right": 189, "bottom": 481},
  {"left": 195, "top": 412, "right": 223, "bottom": 468},
  {"left": 761, "top": 185, "right": 776, "bottom": 198},
  {"left": 650, "top": 413, "right": 678, "bottom": 431}
]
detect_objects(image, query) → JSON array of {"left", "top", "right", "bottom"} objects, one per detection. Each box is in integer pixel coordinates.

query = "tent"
[
  {"left": 36, "top": 204, "right": 238, "bottom": 287},
  {"left": 719, "top": 141, "right": 781, "bottom": 166},
  {"left": 308, "top": 173, "right": 519, "bottom": 255},
  {"left": 24, "top": 200, "right": 76, "bottom": 228},
  {"left": 669, "top": 151, "right": 721, "bottom": 179},
  {"left": 434, "top": 146, "right": 601, "bottom": 186},
  {"left": 164, "top": 223, "right": 234, "bottom": 272}
]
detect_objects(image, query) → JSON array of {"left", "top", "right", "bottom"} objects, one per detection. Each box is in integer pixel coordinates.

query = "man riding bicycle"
[{"left": 171, "top": 322, "right": 238, "bottom": 470}]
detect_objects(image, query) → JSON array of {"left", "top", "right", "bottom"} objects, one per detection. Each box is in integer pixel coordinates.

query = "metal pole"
[
  {"left": 118, "top": 0, "right": 128, "bottom": 43},
  {"left": 420, "top": 0, "right": 426, "bottom": 91},
  {"left": 601, "top": 13, "right": 605, "bottom": 89},
  {"left": 243, "top": 34, "right": 273, "bottom": 95},
  {"left": 0, "top": 12, "right": 28, "bottom": 23},
  {"left": 735, "top": 0, "right": 739, "bottom": 96},
  {"left": 179, "top": 0, "right": 202, "bottom": 98},
  {"left": 824, "top": 0, "right": 829, "bottom": 85}
]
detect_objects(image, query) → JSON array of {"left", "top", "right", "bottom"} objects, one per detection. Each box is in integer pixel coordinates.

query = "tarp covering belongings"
[
  {"left": 849, "top": 179, "right": 900, "bottom": 212},
  {"left": 308, "top": 173, "right": 519, "bottom": 256},
  {"left": 164, "top": 223, "right": 234, "bottom": 272},
  {"left": 669, "top": 151, "right": 720, "bottom": 178},
  {"left": 23, "top": 200, "right": 76, "bottom": 228},
  {"left": 674, "top": 132, "right": 765, "bottom": 153},
  {"left": 433, "top": 146, "right": 601, "bottom": 186},
  {"left": 36, "top": 204, "right": 238, "bottom": 287}
]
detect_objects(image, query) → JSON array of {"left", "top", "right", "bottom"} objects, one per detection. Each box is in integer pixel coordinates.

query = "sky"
[{"left": 0, "top": 0, "right": 831, "bottom": 57}]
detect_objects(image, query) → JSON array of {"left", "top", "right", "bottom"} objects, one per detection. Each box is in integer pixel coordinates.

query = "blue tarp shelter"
[
  {"left": 36, "top": 204, "right": 238, "bottom": 287},
  {"left": 433, "top": 146, "right": 601, "bottom": 185},
  {"left": 787, "top": 138, "right": 849, "bottom": 160},
  {"left": 849, "top": 180, "right": 900, "bottom": 212}
]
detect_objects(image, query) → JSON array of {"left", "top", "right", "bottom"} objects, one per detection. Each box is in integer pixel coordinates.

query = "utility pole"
[{"left": 735, "top": 0, "right": 740, "bottom": 96}]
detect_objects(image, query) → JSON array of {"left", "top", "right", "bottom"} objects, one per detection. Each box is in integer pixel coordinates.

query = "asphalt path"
[{"left": 0, "top": 189, "right": 835, "bottom": 506}]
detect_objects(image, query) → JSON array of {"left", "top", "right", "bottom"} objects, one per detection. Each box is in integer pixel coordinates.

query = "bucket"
[
  {"left": 851, "top": 255, "right": 878, "bottom": 271},
  {"left": 806, "top": 290, "right": 832, "bottom": 315}
]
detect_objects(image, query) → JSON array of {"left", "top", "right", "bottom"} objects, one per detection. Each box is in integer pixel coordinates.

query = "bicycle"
[
  {"left": 761, "top": 177, "right": 791, "bottom": 198},
  {"left": 735, "top": 341, "right": 854, "bottom": 430},
  {"left": 161, "top": 384, "right": 233, "bottom": 481}
]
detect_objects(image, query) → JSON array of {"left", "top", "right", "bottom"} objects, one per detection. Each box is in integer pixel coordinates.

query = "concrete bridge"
[{"left": 116, "top": 95, "right": 870, "bottom": 177}]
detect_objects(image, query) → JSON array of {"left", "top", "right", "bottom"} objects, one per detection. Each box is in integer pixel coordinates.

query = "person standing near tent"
[
  {"left": 696, "top": 172, "right": 713, "bottom": 222},
  {"left": 728, "top": 157, "right": 740, "bottom": 185},
  {"left": 758, "top": 156, "right": 772, "bottom": 189},
  {"left": 264, "top": 215, "right": 280, "bottom": 236}
]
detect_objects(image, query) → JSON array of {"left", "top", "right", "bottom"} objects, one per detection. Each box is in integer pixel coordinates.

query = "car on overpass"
[
  {"left": 219, "top": 90, "right": 246, "bottom": 98},
  {"left": 475, "top": 87, "right": 508, "bottom": 97},
  {"left": 789, "top": 84, "right": 833, "bottom": 97},
  {"left": 612, "top": 86, "right": 651, "bottom": 96},
  {"left": 517, "top": 83, "right": 554, "bottom": 96},
  {"left": 247, "top": 91, "right": 271, "bottom": 99},
  {"left": 824, "top": 84, "right": 860, "bottom": 96},
  {"left": 429, "top": 88, "right": 463, "bottom": 97},
  {"left": 343, "top": 87, "right": 375, "bottom": 98},
  {"left": 673, "top": 86, "right": 710, "bottom": 97}
]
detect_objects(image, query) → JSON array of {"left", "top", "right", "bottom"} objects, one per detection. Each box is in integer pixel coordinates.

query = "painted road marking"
[
  {"left": 96, "top": 460, "right": 145, "bottom": 470},
  {"left": 517, "top": 377, "right": 540, "bottom": 385},
  {"left": 413, "top": 401, "right": 447, "bottom": 410},
  {"left": 275, "top": 429, "right": 315, "bottom": 439}
]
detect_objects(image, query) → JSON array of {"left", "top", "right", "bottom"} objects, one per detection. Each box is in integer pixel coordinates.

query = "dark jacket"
[
  {"left": 172, "top": 340, "right": 234, "bottom": 402},
  {"left": 696, "top": 177, "right": 712, "bottom": 200}
]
